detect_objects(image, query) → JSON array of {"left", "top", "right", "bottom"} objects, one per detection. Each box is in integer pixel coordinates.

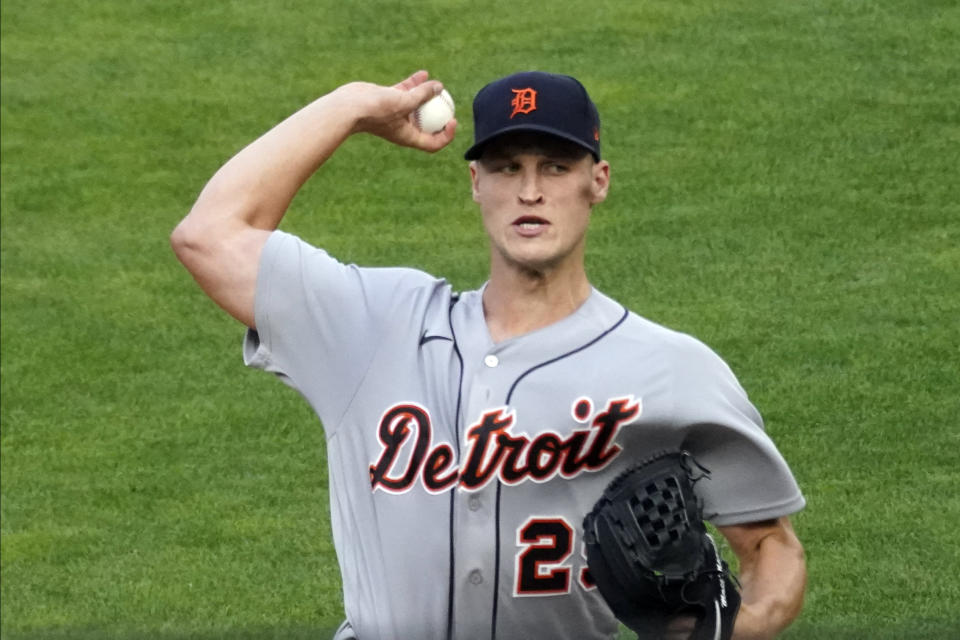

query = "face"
[{"left": 470, "top": 135, "right": 611, "bottom": 276}]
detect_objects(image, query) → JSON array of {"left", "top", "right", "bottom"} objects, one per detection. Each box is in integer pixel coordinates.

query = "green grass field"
[{"left": 2, "top": 1, "right": 958, "bottom": 638}]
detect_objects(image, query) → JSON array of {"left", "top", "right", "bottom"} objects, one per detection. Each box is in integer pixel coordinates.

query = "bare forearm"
[
  {"left": 178, "top": 74, "right": 453, "bottom": 238},
  {"left": 730, "top": 522, "right": 806, "bottom": 639},
  {"left": 185, "top": 87, "right": 360, "bottom": 234}
]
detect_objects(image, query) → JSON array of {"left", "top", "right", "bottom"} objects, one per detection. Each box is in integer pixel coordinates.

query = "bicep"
[{"left": 171, "top": 218, "right": 271, "bottom": 329}]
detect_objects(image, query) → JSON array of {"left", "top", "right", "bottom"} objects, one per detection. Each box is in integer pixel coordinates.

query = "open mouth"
[{"left": 513, "top": 216, "right": 549, "bottom": 230}]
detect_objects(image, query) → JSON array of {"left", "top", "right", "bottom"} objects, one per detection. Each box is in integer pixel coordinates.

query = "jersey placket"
[{"left": 451, "top": 344, "right": 513, "bottom": 640}]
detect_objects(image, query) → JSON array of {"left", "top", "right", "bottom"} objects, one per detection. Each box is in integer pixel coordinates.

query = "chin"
[
  {"left": 505, "top": 251, "right": 568, "bottom": 275},
  {"left": 493, "top": 236, "right": 583, "bottom": 275}
]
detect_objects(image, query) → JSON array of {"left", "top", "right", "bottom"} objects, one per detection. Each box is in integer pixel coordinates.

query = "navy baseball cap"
[{"left": 464, "top": 71, "right": 601, "bottom": 161}]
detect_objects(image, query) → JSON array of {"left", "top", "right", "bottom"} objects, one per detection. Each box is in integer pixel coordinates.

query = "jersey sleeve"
[
  {"left": 242, "top": 230, "right": 445, "bottom": 432},
  {"left": 667, "top": 335, "right": 806, "bottom": 526}
]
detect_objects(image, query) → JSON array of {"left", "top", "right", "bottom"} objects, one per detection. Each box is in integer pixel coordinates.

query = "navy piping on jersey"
[
  {"left": 445, "top": 295, "right": 465, "bottom": 640},
  {"left": 490, "top": 305, "right": 630, "bottom": 640}
]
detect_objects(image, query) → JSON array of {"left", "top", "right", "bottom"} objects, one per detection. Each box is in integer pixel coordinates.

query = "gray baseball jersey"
[{"left": 243, "top": 230, "right": 805, "bottom": 640}]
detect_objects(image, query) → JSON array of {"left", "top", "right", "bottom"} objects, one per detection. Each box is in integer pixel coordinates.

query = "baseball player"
[{"left": 172, "top": 70, "right": 807, "bottom": 640}]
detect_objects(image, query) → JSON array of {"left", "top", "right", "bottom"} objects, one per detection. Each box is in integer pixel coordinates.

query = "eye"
[
  {"left": 544, "top": 162, "right": 569, "bottom": 175},
  {"left": 498, "top": 163, "right": 520, "bottom": 174}
]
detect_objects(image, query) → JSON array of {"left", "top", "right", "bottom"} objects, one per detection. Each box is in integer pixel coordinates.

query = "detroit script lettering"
[{"left": 369, "top": 396, "right": 641, "bottom": 494}]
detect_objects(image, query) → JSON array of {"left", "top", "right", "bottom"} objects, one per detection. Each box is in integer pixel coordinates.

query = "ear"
[
  {"left": 590, "top": 160, "right": 611, "bottom": 204},
  {"left": 469, "top": 161, "right": 481, "bottom": 202}
]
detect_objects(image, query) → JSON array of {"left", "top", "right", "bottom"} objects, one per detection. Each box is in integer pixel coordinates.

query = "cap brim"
[{"left": 464, "top": 124, "right": 599, "bottom": 161}]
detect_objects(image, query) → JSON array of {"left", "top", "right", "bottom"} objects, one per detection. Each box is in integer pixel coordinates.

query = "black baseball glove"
[{"left": 582, "top": 450, "right": 741, "bottom": 640}]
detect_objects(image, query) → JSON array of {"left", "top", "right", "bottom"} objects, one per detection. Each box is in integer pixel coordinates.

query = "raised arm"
[
  {"left": 719, "top": 517, "right": 807, "bottom": 639},
  {"left": 170, "top": 71, "right": 457, "bottom": 328}
]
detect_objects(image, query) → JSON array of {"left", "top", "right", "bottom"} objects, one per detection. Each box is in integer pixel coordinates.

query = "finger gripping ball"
[{"left": 415, "top": 89, "right": 455, "bottom": 133}]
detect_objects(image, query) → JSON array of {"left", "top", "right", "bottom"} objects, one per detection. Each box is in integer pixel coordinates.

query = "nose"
[{"left": 518, "top": 171, "right": 544, "bottom": 205}]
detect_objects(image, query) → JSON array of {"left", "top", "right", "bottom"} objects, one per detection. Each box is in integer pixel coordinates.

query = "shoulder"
[
  {"left": 263, "top": 229, "right": 447, "bottom": 292},
  {"left": 611, "top": 303, "right": 725, "bottom": 367},
  {"left": 598, "top": 295, "right": 743, "bottom": 393},
  {"left": 254, "top": 230, "right": 455, "bottom": 340}
]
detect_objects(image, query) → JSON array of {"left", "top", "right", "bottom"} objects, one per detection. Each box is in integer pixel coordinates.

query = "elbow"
[
  {"left": 170, "top": 217, "right": 200, "bottom": 265},
  {"left": 170, "top": 219, "right": 188, "bottom": 257},
  {"left": 172, "top": 180, "right": 238, "bottom": 264},
  {"left": 172, "top": 185, "right": 263, "bottom": 265},
  {"left": 171, "top": 212, "right": 222, "bottom": 268}
]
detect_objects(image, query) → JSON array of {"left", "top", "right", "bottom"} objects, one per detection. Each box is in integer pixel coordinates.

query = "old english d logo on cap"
[
  {"left": 510, "top": 88, "right": 537, "bottom": 118},
  {"left": 465, "top": 71, "right": 602, "bottom": 161}
]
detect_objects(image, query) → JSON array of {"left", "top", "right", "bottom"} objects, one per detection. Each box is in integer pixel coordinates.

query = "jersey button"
[
  {"left": 468, "top": 496, "right": 481, "bottom": 511},
  {"left": 469, "top": 569, "right": 483, "bottom": 585},
  {"left": 484, "top": 354, "right": 499, "bottom": 368}
]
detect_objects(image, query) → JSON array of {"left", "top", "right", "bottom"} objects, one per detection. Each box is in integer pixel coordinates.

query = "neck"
[{"left": 483, "top": 261, "right": 592, "bottom": 343}]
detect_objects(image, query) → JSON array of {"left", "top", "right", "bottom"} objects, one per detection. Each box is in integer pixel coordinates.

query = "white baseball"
[{"left": 414, "top": 89, "right": 455, "bottom": 133}]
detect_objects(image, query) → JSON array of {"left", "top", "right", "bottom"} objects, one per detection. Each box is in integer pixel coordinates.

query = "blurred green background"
[{"left": 2, "top": 1, "right": 958, "bottom": 638}]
